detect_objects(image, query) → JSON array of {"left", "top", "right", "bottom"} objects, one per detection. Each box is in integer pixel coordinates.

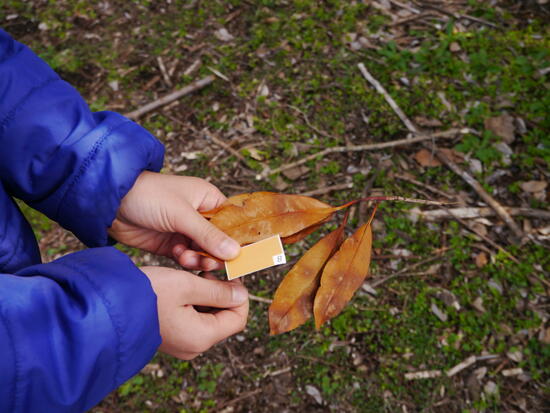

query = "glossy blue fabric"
[{"left": 0, "top": 28, "right": 164, "bottom": 412}]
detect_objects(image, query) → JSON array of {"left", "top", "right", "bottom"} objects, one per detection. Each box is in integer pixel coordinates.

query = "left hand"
[{"left": 108, "top": 171, "right": 240, "bottom": 271}]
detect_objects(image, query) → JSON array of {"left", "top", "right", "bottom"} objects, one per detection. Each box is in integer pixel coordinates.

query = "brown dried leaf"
[
  {"left": 475, "top": 252, "right": 488, "bottom": 268},
  {"left": 206, "top": 192, "right": 342, "bottom": 245},
  {"left": 439, "top": 148, "right": 465, "bottom": 164},
  {"left": 520, "top": 180, "right": 547, "bottom": 193},
  {"left": 485, "top": 114, "right": 515, "bottom": 144},
  {"left": 269, "top": 218, "right": 347, "bottom": 335},
  {"left": 313, "top": 206, "right": 377, "bottom": 329},
  {"left": 413, "top": 149, "right": 441, "bottom": 167}
]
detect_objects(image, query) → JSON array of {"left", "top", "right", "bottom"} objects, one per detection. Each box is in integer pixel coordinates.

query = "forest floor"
[{"left": 2, "top": 0, "right": 549, "bottom": 412}]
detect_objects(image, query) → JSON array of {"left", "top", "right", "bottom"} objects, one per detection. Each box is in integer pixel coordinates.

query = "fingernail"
[
  {"left": 173, "top": 245, "right": 184, "bottom": 257},
  {"left": 232, "top": 286, "right": 248, "bottom": 304},
  {"left": 219, "top": 238, "right": 240, "bottom": 259}
]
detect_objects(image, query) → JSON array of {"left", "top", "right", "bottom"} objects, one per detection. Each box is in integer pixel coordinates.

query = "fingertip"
[
  {"left": 173, "top": 244, "right": 185, "bottom": 258},
  {"left": 218, "top": 238, "right": 240, "bottom": 260},
  {"left": 202, "top": 257, "right": 221, "bottom": 271}
]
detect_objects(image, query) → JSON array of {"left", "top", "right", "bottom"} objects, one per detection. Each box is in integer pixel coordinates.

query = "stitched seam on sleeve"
[
  {"left": 57, "top": 261, "right": 123, "bottom": 385},
  {"left": 53, "top": 120, "right": 131, "bottom": 221},
  {"left": 0, "top": 305, "right": 20, "bottom": 412},
  {"left": 0, "top": 77, "right": 59, "bottom": 138}
]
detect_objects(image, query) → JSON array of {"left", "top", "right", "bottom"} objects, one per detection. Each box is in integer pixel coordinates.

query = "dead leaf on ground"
[
  {"left": 214, "top": 27, "right": 234, "bottom": 42},
  {"left": 485, "top": 114, "right": 515, "bottom": 144},
  {"left": 439, "top": 148, "right": 465, "bottom": 164},
  {"left": 475, "top": 252, "right": 488, "bottom": 268},
  {"left": 414, "top": 149, "right": 441, "bottom": 167},
  {"left": 414, "top": 116, "right": 443, "bottom": 128},
  {"left": 282, "top": 166, "right": 310, "bottom": 180},
  {"left": 520, "top": 180, "right": 547, "bottom": 193}
]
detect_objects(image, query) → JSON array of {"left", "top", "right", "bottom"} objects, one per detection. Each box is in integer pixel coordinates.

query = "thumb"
[
  {"left": 188, "top": 276, "right": 248, "bottom": 307},
  {"left": 177, "top": 207, "right": 241, "bottom": 261}
]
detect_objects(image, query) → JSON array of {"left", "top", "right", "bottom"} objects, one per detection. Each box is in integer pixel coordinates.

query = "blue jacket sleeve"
[
  {"left": 0, "top": 247, "right": 161, "bottom": 412},
  {"left": 0, "top": 28, "right": 165, "bottom": 247}
]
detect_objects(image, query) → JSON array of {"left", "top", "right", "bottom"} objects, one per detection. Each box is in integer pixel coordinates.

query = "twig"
[
  {"left": 394, "top": 173, "right": 455, "bottom": 200},
  {"left": 410, "top": 207, "right": 550, "bottom": 221},
  {"left": 405, "top": 370, "right": 442, "bottom": 380},
  {"left": 416, "top": 2, "right": 500, "bottom": 29},
  {"left": 156, "top": 56, "right": 172, "bottom": 86},
  {"left": 431, "top": 147, "right": 524, "bottom": 240},
  {"left": 125, "top": 75, "right": 215, "bottom": 119},
  {"left": 249, "top": 294, "right": 272, "bottom": 304},
  {"left": 301, "top": 183, "right": 354, "bottom": 197},
  {"left": 389, "top": 0, "right": 421, "bottom": 14},
  {"left": 287, "top": 105, "right": 334, "bottom": 139},
  {"left": 358, "top": 63, "right": 418, "bottom": 134},
  {"left": 361, "top": 196, "right": 455, "bottom": 206},
  {"left": 217, "top": 389, "right": 262, "bottom": 409},
  {"left": 357, "top": 61, "right": 523, "bottom": 240},
  {"left": 203, "top": 129, "right": 249, "bottom": 164},
  {"left": 207, "top": 66, "right": 230, "bottom": 82},
  {"left": 440, "top": 206, "right": 520, "bottom": 264},
  {"left": 446, "top": 355, "right": 477, "bottom": 377},
  {"left": 259, "top": 129, "right": 463, "bottom": 179},
  {"left": 392, "top": 11, "right": 437, "bottom": 26},
  {"left": 263, "top": 366, "right": 291, "bottom": 378}
]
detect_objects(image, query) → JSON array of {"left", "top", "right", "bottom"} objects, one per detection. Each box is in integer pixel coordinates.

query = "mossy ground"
[{"left": 2, "top": 1, "right": 549, "bottom": 411}]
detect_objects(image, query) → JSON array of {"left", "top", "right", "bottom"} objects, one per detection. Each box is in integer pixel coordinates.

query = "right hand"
[{"left": 141, "top": 266, "right": 249, "bottom": 360}]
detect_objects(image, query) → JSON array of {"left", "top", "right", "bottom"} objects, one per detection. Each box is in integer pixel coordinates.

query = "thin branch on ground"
[
  {"left": 430, "top": 146, "right": 524, "bottom": 240},
  {"left": 125, "top": 75, "right": 215, "bottom": 119},
  {"left": 357, "top": 61, "right": 524, "bottom": 242},
  {"left": 301, "top": 183, "right": 354, "bottom": 197},
  {"left": 416, "top": 1, "right": 500, "bottom": 29},
  {"left": 411, "top": 206, "right": 550, "bottom": 221},
  {"left": 287, "top": 104, "right": 334, "bottom": 139},
  {"left": 259, "top": 129, "right": 464, "bottom": 179},
  {"left": 441, "top": 206, "right": 520, "bottom": 264},
  {"left": 358, "top": 62, "right": 419, "bottom": 134},
  {"left": 394, "top": 173, "right": 455, "bottom": 200},
  {"left": 203, "top": 129, "right": 251, "bottom": 168},
  {"left": 249, "top": 294, "right": 272, "bottom": 304}
]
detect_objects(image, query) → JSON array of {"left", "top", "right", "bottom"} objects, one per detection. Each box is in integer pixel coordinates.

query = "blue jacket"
[{"left": 0, "top": 29, "right": 165, "bottom": 412}]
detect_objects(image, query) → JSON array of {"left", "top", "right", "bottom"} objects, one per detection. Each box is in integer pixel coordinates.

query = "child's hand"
[
  {"left": 109, "top": 172, "right": 240, "bottom": 271},
  {"left": 141, "top": 266, "right": 248, "bottom": 359}
]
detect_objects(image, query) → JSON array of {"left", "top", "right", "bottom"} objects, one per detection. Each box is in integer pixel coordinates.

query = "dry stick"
[
  {"left": 358, "top": 195, "right": 455, "bottom": 207},
  {"left": 388, "top": 0, "right": 421, "bottom": 14},
  {"left": 357, "top": 62, "right": 524, "bottom": 241},
  {"left": 301, "top": 182, "right": 354, "bottom": 197},
  {"left": 125, "top": 75, "right": 215, "bottom": 119},
  {"left": 259, "top": 129, "right": 461, "bottom": 178},
  {"left": 413, "top": 207, "right": 550, "bottom": 221},
  {"left": 287, "top": 104, "right": 333, "bottom": 139},
  {"left": 249, "top": 294, "right": 272, "bottom": 304},
  {"left": 394, "top": 173, "right": 455, "bottom": 200},
  {"left": 203, "top": 129, "right": 249, "bottom": 166},
  {"left": 442, "top": 206, "right": 520, "bottom": 264},
  {"left": 358, "top": 63, "right": 419, "bottom": 134},
  {"left": 417, "top": 2, "right": 500, "bottom": 29},
  {"left": 431, "top": 147, "right": 524, "bottom": 240}
]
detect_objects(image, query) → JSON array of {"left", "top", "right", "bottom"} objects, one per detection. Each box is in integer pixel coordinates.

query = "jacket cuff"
[
  {"left": 49, "top": 247, "right": 161, "bottom": 384},
  {"left": 54, "top": 112, "right": 165, "bottom": 247},
  {"left": 1, "top": 247, "right": 160, "bottom": 412}
]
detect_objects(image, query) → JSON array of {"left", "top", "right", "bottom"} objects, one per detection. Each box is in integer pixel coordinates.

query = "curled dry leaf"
[
  {"left": 269, "top": 214, "right": 348, "bottom": 335},
  {"left": 313, "top": 206, "right": 377, "bottom": 329},
  {"left": 203, "top": 192, "right": 345, "bottom": 245}
]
